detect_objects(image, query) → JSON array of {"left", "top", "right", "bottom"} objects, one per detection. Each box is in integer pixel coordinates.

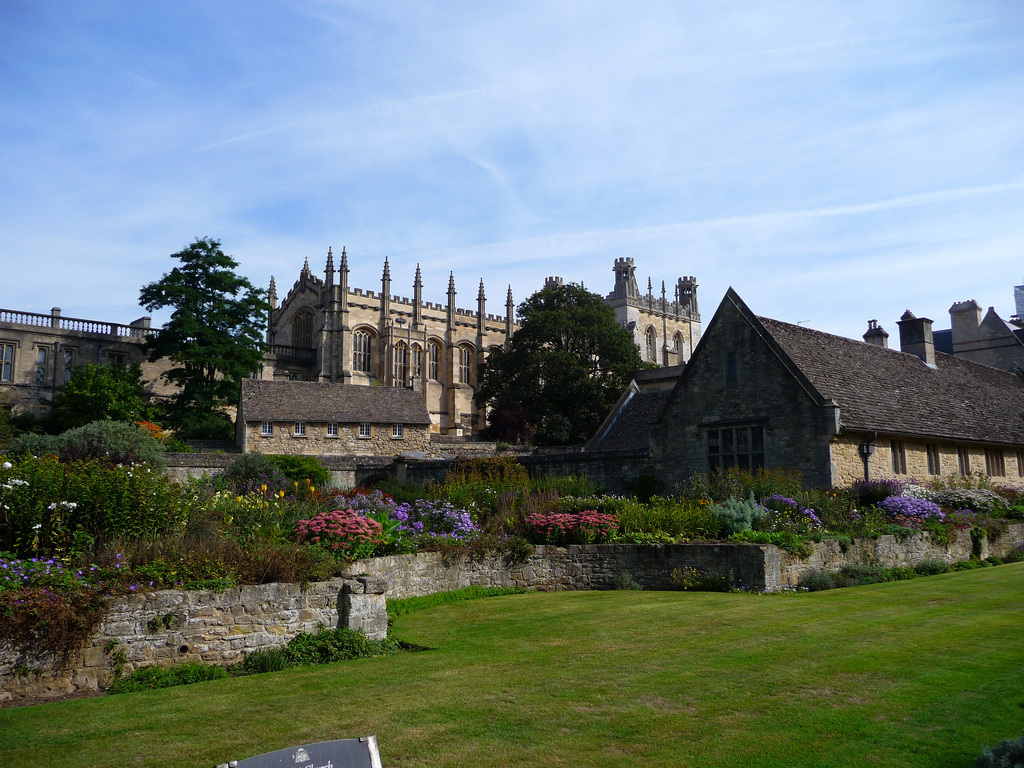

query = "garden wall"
[
  {"left": 0, "top": 577, "right": 386, "bottom": 705},
  {"left": 344, "top": 542, "right": 776, "bottom": 598},
  {"left": 778, "top": 523, "right": 1024, "bottom": 586}
]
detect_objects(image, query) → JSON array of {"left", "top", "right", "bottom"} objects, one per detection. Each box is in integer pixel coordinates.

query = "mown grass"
[{"left": 2, "top": 565, "right": 1023, "bottom": 767}]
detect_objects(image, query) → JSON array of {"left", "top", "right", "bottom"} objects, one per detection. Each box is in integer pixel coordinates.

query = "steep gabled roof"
[
  {"left": 660, "top": 289, "right": 1024, "bottom": 445},
  {"left": 240, "top": 380, "right": 431, "bottom": 425},
  {"left": 587, "top": 382, "right": 672, "bottom": 452},
  {"left": 748, "top": 299, "right": 1024, "bottom": 445}
]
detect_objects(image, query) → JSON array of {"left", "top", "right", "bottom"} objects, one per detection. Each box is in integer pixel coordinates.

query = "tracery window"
[
  {"left": 458, "top": 345, "right": 473, "bottom": 384},
  {"left": 411, "top": 344, "right": 422, "bottom": 380},
  {"left": 429, "top": 342, "right": 441, "bottom": 381},
  {"left": 645, "top": 326, "right": 657, "bottom": 363},
  {"left": 353, "top": 330, "right": 372, "bottom": 373},
  {"left": 292, "top": 309, "right": 314, "bottom": 348},
  {"left": 394, "top": 341, "right": 409, "bottom": 386}
]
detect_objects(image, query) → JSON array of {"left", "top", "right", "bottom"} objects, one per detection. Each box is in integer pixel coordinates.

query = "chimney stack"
[
  {"left": 863, "top": 319, "right": 888, "bottom": 348},
  {"left": 897, "top": 310, "right": 936, "bottom": 367}
]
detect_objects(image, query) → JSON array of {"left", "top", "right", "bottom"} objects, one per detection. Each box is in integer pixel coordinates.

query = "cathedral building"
[{"left": 262, "top": 249, "right": 702, "bottom": 436}]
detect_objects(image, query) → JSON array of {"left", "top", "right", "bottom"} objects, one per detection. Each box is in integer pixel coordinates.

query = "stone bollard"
[{"left": 339, "top": 577, "right": 389, "bottom": 641}]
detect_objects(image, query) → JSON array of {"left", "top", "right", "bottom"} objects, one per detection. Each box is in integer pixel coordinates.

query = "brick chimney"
[
  {"left": 863, "top": 319, "right": 888, "bottom": 348},
  {"left": 897, "top": 310, "right": 936, "bottom": 367}
]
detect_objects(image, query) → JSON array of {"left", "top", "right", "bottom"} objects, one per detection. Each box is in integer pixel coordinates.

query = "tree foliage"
[
  {"left": 475, "top": 283, "right": 648, "bottom": 445},
  {"left": 50, "top": 363, "right": 148, "bottom": 430},
  {"left": 139, "top": 238, "right": 268, "bottom": 438}
]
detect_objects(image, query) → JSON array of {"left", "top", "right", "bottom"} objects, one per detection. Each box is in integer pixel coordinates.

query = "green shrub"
[
  {"left": 109, "top": 662, "right": 229, "bottom": 694},
  {"left": 975, "top": 730, "right": 1024, "bottom": 768},
  {"left": 222, "top": 453, "right": 288, "bottom": 495},
  {"left": 798, "top": 569, "right": 837, "bottom": 592},
  {"left": 239, "top": 647, "right": 290, "bottom": 674},
  {"left": 58, "top": 420, "right": 166, "bottom": 469},
  {"left": 711, "top": 495, "right": 766, "bottom": 536},
  {"left": 914, "top": 559, "right": 950, "bottom": 576},
  {"left": 1003, "top": 544, "right": 1024, "bottom": 564},
  {"left": 611, "top": 496, "right": 722, "bottom": 540},
  {"left": 951, "top": 558, "right": 985, "bottom": 571},
  {"left": 282, "top": 627, "right": 398, "bottom": 666},
  {"left": 6, "top": 432, "right": 61, "bottom": 457},
  {"left": 729, "top": 530, "right": 813, "bottom": 556},
  {"left": 266, "top": 455, "right": 331, "bottom": 488},
  {"left": 835, "top": 563, "right": 887, "bottom": 587},
  {"left": 613, "top": 572, "right": 643, "bottom": 590}
]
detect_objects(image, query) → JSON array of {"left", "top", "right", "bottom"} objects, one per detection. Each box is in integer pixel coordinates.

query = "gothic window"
[
  {"left": 394, "top": 341, "right": 409, "bottom": 386},
  {"left": 706, "top": 425, "right": 763, "bottom": 471},
  {"left": 292, "top": 309, "right": 314, "bottom": 348},
  {"left": 458, "top": 345, "right": 473, "bottom": 384},
  {"left": 429, "top": 341, "right": 441, "bottom": 381},
  {"left": 35, "top": 347, "right": 46, "bottom": 384},
  {"left": 63, "top": 349, "right": 74, "bottom": 383},
  {"left": 1, "top": 343, "right": 15, "bottom": 382},
  {"left": 411, "top": 344, "right": 422, "bottom": 380},
  {"left": 645, "top": 326, "right": 657, "bottom": 363},
  {"left": 353, "top": 330, "right": 372, "bottom": 373},
  {"left": 673, "top": 332, "right": 683, "bottom": 356}
]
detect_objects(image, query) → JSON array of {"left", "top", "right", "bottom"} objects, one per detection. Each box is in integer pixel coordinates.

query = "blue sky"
[{"left": 2, "top": 1, "right": 1022, "bottom": 340}]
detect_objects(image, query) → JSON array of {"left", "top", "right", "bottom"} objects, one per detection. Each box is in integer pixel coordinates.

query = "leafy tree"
[
  {"left": 475, "top": 283, "right": 649, "bottom": 445},
  {"left": 50, "top": 363, "right": 148, "bottom": 430},
  {"left": 139, "top": 238, "right": 268, "bottom": 439}
]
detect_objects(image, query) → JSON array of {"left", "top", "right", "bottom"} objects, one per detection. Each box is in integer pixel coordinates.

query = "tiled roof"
[
  {"left": 240, "top": 380, "right": 431, "bottom": 425},
  {"left": 755, "top": 314, "right": 1024, "bottom": 445},
  {"left": 588, "top": 388, "right": 672, "bottom": 451}
]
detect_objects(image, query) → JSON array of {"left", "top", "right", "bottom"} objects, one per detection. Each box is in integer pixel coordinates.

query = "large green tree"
[
  {"left": 139, "top": 238, "right": 268, "bottom": 439},
  {"left": 475, "top": 283, "right": 649, "bottom": 445},
  {"left": 51, "top": 363, "right": 148, "bottom": 430}
]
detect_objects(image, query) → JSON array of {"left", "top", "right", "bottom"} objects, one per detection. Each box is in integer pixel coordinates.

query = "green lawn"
[{"left": 2, "top": 564, "right": 1023, "bottom": 767}]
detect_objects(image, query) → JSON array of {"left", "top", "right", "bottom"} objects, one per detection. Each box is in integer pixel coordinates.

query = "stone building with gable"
[
  {"left": 237, "top": 379, "right": 431, "bottom": 456},
  {"left": 649, "top": 289, "right": 1024, "bottom": 489}
]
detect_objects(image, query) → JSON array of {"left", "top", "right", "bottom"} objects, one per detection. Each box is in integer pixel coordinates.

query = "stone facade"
[
  {"left": 263, "top": 250, "right": 701, "bottom": 436},
  {"left": 0, "top": 576, "right": 386, "bottom": 704},
  {"left": 243, "top": 420, "right": 430, "bottom": 457},
  {"left": 932, "top": 297, "right": 1024, "bottom": 374},
  {"left": 0, "top": 307, "right": 176, "bottom": 415}
]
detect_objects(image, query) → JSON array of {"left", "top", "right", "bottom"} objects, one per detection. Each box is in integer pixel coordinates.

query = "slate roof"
[
  {"left": 753, "top": 313, "right": 1024, "bottom": 445},
  {"left": 587, "top": 387, "right": 672, "bottom": 452},
  {"left": 240, "top": 380, "right": 431, "bottom": 425}
]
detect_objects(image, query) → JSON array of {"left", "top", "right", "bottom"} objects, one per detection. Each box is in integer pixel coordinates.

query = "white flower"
[{"left": 2, "top": 461, "right": 11, "bottom": 469}]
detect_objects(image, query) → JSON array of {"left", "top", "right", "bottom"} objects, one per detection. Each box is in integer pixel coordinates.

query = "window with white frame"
[
  {"left": 353, "top": 330, "right": 372, "bottom": 372},
  {"left": 359, "top": 423, "right": 371, "bottom": 438},
  {"left": 261, "top": 421, "right": 274, "bottom": 436},
  {"left": 392, "top": 424, "right": 404, "bottom": 438},
  {"left": 294, "top": 421, "right": 306, "bottom": 437},
  {"left": 1, "top": 343, "right": 14, "bottom": 382},
  {"left": 326, "top": 422, "right": 338, "bottom": 437}
]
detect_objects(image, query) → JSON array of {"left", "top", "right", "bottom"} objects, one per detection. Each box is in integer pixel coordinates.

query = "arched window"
[
  {"left": 353, "top": 330, "right": 373, "bottom": 372},
  {"left": 411, "top": 343, "right": 423, "bottom": 380},
  {"left": 645, "top": 326, "right": 657, "bottom": 363},
  {"left": 673, "top": 331, "right": 684, "bottom": 359},
  {"left": 292, "top": 309, "right": 314, "bottom": 348},
  {"left": 429, "top": 341, "right": 442, "bottom": 381},
  {"left": 394, "top": 341, "right": 409, "bottom": 385},
  {"left": 458, "top": 345, "right": 474, "bottom": 384}
]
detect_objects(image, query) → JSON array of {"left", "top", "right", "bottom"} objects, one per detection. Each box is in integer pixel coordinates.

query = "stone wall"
[
  {"left": 0, "top": 576, "right": 386, "bottom": 705},
  {"left": 779, "top": 523, "right": 1024, "bottom": 586},
  {"left": 345, "top": 543, "right": 776, "bottom": 598},
  {"left": 830, "top": 432, "right": 1024, "bottom": 489}
]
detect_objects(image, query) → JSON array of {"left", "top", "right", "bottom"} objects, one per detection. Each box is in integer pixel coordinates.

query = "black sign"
[{"left": 216, "top": 736, "right": 382, "bottom": 768}]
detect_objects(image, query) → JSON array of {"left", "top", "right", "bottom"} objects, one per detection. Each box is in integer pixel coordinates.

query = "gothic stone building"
[
  {"left": 263, "top": 250, "right": 701, "bottom": 436},
  {"left": 649, "top": 289, "right": 1024, "bottom": 489}
]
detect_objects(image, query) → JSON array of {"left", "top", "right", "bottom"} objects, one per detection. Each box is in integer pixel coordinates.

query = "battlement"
[{"left": 613, "top": 257, "right": 635, "bottom": 269}]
